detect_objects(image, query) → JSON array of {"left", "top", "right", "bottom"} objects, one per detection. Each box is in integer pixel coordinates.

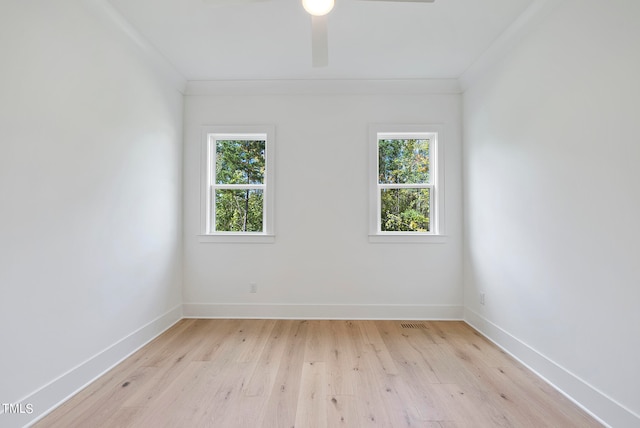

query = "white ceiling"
[{"left": 107, "top": 0, "right": 533, "bottom": 81}]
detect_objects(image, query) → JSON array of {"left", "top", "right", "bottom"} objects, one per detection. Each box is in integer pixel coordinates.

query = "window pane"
[
  {"left": 216, "top": 140, "right": 265, "bottom": 184},
  {"left": 215, "top": 189, "right": 263, "bottom": 232},
  {"left": 380, "top": 188, "right": 430, "bottom": 232},
  {"left": 378, "top": 139, "right": 430, "bottom": 184}
]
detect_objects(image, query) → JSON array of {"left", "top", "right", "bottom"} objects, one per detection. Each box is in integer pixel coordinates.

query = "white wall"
[
  {"left": 463, "top": 0, "right": 640, "bottom": 426},
  {"left": 183, "top": 83, "right": 463, "bottom": 319},
  {"left": 0, "top": 1, "right": 183, "bottom": 426}
]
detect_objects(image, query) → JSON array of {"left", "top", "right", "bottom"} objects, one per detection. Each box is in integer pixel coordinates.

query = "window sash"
[
  {"left": 376, "top": 135, "right": 436, "bottom": 234},
  {"left": 377, "top": 136, "right": 433, "bottom": 186},
  {"left": 210, "top": 180, "right": 266, "bottom": 233},
  {"left": 204, "top": 129, "right": 273, "bottom": 236},
  {"left": 369, "top": 125, "right": 442, "bottom": 239},
  {"left": 210, "top": 186, "right": 266, "bottom": 234},
  {"left": 376, "top": 185, "right": 435, "bottom": 234}
]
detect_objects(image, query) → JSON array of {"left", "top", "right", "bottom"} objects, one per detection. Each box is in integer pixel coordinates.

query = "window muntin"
[
  {"left": 203, "top": 128, "right": 274, "bottom": 238},
  {"left": 370, "top": 128, "right": 441, "bottom": 237}
]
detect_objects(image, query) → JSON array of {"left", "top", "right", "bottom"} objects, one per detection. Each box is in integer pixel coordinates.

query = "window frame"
[
  {"left": 368, "top": 124, "right": 446, "bottom": 243},
  {"left": 199, "top": 125, "right": 275, "bottom": 243}
]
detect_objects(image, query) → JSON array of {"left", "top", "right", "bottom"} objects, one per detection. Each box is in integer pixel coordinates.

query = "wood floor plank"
[
  {"left": 242, "top": 319, "right": 291, "bottom": 397},
  {"left": 327, "top": 395, "right": 359, "bottom": 426},
  {"left": 130, "top": 360, "right": 224, "bottom": 427},
  {"left": 304, "top": 320, "right": 332, "bottom": 363},
  {"left": 35, "top": 319, "right": 603, "bottom": 428},
  {"left": 376, "top": 320, "right": 441, "bottom": 385},
  {"left": 351, "top": 355, "right": 395, "bottom": 427},
  {"left": 326, "top": 321, "right": 357, "bottom": 396},
  {"left": 257, "top": 320, "right": 309, "bottom": 428},
  {"left": 359, "top": 321, "right": 400, "bottom": 376},
  {"left": 493, "top": 364, "right": 602, "bottom": 427},
  {"left": 235, "top": 318, "right": 278, "bottom": 363},
  {"left": 295, "top": 361, "right": 328, "bottom": 428},
  {"left": 190, "top": 318, "right": 239, "bottom": 361}
]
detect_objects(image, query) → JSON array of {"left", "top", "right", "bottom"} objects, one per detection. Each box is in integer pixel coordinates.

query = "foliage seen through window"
[
  {"left": 378, "top": 138, "right": 431, "bottom": 232},
  {"left": 214, "top": 139, "right": 265, "bottom": 232}
]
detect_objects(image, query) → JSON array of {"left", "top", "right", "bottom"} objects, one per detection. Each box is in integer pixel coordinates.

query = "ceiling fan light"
[{"left": 302, "top": 0, "right": 334, "bottom": 16}]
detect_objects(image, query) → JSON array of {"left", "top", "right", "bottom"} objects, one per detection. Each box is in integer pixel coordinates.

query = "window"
[
  {"left": 369, "top": 125, "right": 444, "bottom": 243},
  {"left": 200, "top": 126, "right": 275, "bottom": 243}
]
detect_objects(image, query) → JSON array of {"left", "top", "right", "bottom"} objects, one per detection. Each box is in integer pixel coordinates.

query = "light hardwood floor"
[{"left": 35, "top": 320, "right": 602, "bottom": 427}]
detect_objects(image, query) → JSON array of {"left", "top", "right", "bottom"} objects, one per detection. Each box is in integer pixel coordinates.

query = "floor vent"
[{"left": 400, "top": 323, "right": 427, "bottom": 329}]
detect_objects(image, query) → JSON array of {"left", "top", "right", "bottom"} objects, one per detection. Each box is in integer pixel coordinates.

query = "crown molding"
[
  {"left": 458, "top": 0, "right": 567, "bottom": 92},
  {"left": 185, "top": 78, "right": 461, "bottom": 96},
  {"left": 89, "top": 0, "right": 187, "bottom": 94}
]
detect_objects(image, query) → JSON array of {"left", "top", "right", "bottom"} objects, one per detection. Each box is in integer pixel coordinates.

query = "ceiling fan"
[{"left": 202, "top": 0, "right": 435, "bottom": 67}]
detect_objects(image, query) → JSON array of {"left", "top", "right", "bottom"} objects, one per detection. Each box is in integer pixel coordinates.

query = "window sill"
[
  {"left": 198, "top": 234, "right": 275, "bottom": 244},
  {"left": 368, "top": 234, "right": 447, "bottom": 244}
]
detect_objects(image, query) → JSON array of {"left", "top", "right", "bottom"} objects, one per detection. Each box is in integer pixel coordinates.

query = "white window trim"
[
  {"left": 199, "top": 125, "right": 275, "bottom": 243},
  {"left": 368, "top": 124, "right": 446, "bottom": 244}
]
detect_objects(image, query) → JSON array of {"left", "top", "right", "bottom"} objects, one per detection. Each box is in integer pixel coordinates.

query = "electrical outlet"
[
  {"left": 480, "top": 293, "right": 485, "bottom": 305},
  {"left": 249, "top": 282, "right": 258, "bottom": 293}
]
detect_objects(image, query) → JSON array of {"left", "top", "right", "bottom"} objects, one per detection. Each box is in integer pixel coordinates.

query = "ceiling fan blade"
[{"left": 311, "top": 15, "right": 328, "bottom": 67}]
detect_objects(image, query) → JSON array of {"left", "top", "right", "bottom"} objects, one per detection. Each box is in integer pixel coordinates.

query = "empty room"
[{"left": 1, "top": 0, "right": 638, "bottom": 427}]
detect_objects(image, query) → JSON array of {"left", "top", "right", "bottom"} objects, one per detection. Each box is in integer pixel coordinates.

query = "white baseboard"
[
  {"left": 464, "top": 308, "right": 640, "bottom": 428},
  {"left": 6, "top": 305, "right": 183, "bottom": 428},
  {"left": 183, "top": 302, "right": 463, "bottom": 320}
]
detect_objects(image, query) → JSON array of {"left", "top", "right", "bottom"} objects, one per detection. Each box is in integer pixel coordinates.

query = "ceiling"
[{"left": 107, "top": 0, "right": 533, "bottom": 81}]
